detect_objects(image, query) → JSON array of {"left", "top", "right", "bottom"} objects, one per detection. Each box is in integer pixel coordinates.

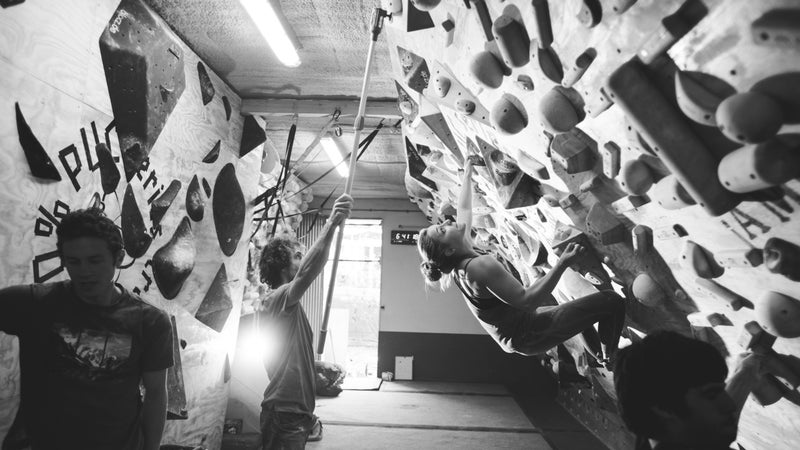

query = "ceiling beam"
[{"left": 241, "top": 96, "right": 402, "bottom": 119}]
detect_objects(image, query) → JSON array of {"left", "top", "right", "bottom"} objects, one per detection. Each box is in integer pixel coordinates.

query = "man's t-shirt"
[
  {"left": 260, "top": 284, "right": 316, "bottom": 417},
  {"left": 0, "top": 281, "right": 173, "bottom": 450}
]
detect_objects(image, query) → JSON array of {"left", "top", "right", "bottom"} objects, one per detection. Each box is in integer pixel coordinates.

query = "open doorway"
[{"left": 321, "top": 219, "right": 382, "bottom": 379}]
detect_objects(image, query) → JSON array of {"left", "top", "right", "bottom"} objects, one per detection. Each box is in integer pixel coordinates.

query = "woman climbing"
[{"left": 417, "top": 157, "right": 626, "bottom": 364}]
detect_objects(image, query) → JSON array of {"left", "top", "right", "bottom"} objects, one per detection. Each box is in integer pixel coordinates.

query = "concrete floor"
[{"left": 222, "top": 381, "right": 607, "bottom": 450}]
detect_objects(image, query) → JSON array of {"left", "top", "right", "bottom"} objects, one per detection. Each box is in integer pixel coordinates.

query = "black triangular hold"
[
  {"left": 15, "top": 103, "right": 61, "bottom": 181},
  {"left": 195, "top": 263, "right": 232, "bottom": 333},
  {"left": 405, "top": 137, "right": 437, "bottom": 192},
  {"left": 203, "top": 140, "right": 221, "bottom": 163},
  {"left": 407, "top": 1, "right": 435, "bottom": 32},
  {"left": 239, "top": 115, "right": 266, "bottom": 157},
  {"left": 197, "top": 61, "right": 215, "bottom": 105},
  {"left": 420, "top": 113, "right": 461, "bottom": 160}
]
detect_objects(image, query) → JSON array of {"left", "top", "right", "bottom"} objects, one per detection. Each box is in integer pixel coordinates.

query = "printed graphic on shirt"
[{"left": 54, "top": 323, "right": 132, "bottom": 380}]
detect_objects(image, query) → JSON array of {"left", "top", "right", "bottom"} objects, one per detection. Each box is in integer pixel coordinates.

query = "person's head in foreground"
[
  {"left": 614, "top": 330, "right": 737, "bottom": 450},
  {"left": 56, "top": 207, "right": 124, "bottom": 303}
]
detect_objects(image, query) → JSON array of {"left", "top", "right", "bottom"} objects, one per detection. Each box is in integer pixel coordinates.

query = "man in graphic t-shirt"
[
  {"left": 256, "top": 194, "right": 352, "bottom": 449},
  {"left": 0, "top": 208, "right": 173, "bottom": 450}
]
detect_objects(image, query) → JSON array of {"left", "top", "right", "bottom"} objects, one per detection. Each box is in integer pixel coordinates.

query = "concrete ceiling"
[{"left": 144, "top": 0, "right": 408, "bottom": 200}]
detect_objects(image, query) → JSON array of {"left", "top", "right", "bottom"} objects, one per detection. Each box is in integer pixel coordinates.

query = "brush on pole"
[{"left": 317, "top": 7, "right": 389, "bottom": 357}]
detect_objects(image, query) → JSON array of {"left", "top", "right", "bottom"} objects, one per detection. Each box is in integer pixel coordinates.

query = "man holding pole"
[{"left": 256, "top": 194, "right": 353, "bottom": 449}]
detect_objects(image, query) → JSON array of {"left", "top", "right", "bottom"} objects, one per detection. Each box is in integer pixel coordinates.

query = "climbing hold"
[
  {"left": 636, "top": 0, "right": 707, "bottom": 64},
  {"left": 213, "top": 163, "right": 246, "bottom": 257},
  {"left": 150, "top": 180, "right": 182, "bottom": 227},
  {"left": 469, "top": 51, "right": 505, "bottom": 89},
  {"left": 240, "top": 115, "right": 266, "bottom": 157},
  {"left": 407, "top": 0, "right": 435, "bottom": 32},
  {"left": 432, "top": 75, "right": 451, "bottom": 97},
  {"left": 95, "top": 143, "right": 120, "bottom": 195},
  {"left": 601, "top": 142, "right": 621, "bottom": 178},
  {"left": 695, "top": 279, "right": 753, "bottom": 311},
  {"left": 631, "top": 225, "right": 653, "bottom": 255},
  {"left": 631, "top": 273, "right": 666, "bottom": 307},
  {"left": 674, "top": 71, "right": 733, "bottom": 126},
  {"left": 578, "top": 175, "right": 602, "bottom": 193},
  {"left": 382, "top": 0, "right": 402, "bottom": 14},
  {"left": 586, "top": 203, "right": 626, "bottom": 245},
  {"left": 752, "top": 375, "right": 785, "bottom": 406},
  {"left": 493, "top": 15, "right": 530, "bottom": 68},
  {"left": 577, "top": 0, "right": 602, "bottom": 28},
  {"left": 563, "top": 48, "right": 597, "bottom": 88},
  {"left": 516, "top": 152, "right": 549, "bottom": 180},
  {"left": 441, "top": 18, "right": 456, "bottom": 47},
  {"left": 197, "top": 62, "right": 215, "bottom": 106},
  {"left": 516, "top": 75, "right": 534, "bottom": 91},
  {"left": 618, "top": 159, "right": 654, "bottom": 195},
  {"left": 456, "top": 98, "right": 477, "bottom": 115},
  {"left": 717, "top": 135, "right": 800, "bottom": 193},
  {"left": 535, "top": 46, "right": 564, "bottom": 83},
  {"left": 411, "top": 0, "right": 440, "bottom": 11},
  {"left": 751, "top": 9, "right": 800, "bottom": 49},
  {"left": 756, "top": 292, "right": 800, "bottom": 338},
  {"left": 550, "top": 129, "right": 596, "bottom": 174},
  {"left": 153, "top": 216, "right": 196, "bottom": 300},
  {"left": 186, "top": 175, "right": 205, "bottom": 222},
  {"left": 680, "top": 240, "right": 724, "bottom": 279},
  {"left": 530, "top": 0, "right": 554, "bottom": 48},
  {"left": 15, "top": 103, "right": 62, "bottom": 181},
  {"left": 195, "top": 263, "right": 232, "bottom": 332},
  {"left": 716, "top": 92, "right": 783, "bottom": 144},
  {"left": 203, "top": 140, "right": 221, "bottom": 164},
  {"left": 121, "top": 184, "right": 152, "bottom": 259},
  {"left": 559, "top": 194, "right": 580, "bottom": 209},
  {"left": 763, "top": 237, "right": 800, "bottom": 281},
  {"left": 650, "top": 175, "right": 696, "bottom": 210},
  {"left": 222, "top": 96, "right": 232, "bottom": 121},
  {"left": 539, "top": 87, "right": 581, "bottom": 133},
  {"left": 606, "top": 59, "right": 740, "bottom": 216},
  {"left": 490, "top": 96, "right": 527, "bottom": 135},
  {"left": 610, "top": 0, "right": 637, "bottom": 14}
]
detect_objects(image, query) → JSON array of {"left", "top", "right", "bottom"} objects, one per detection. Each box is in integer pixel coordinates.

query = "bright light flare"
[
  {"left": 238, "top": 0, "right": 301, "bottom": 67},
  {"left": 321, "top": 136, "right": 350, "bottom": 178}
]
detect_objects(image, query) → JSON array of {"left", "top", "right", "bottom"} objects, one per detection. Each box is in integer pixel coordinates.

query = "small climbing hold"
[
  {"left": 577, "top": 0, "right": 602, "bottom": 28},
  {"left": 650, "top": 175, "right": 696, "bottom": 210},
  {"left": 631, "top": 225, "right": 653, "bottom": 255},
  {"left": 601, "top": 142, "right": 621, "bottom": 178},
  {"left": 432, "top": 75, "right": 451, "bottom": 97},
  {"left": 716, "top": 92, "right": 783, "bottom": 144},
  {"left": 516, "top": 75, "right": 534, "bottom": 91},
  {"left": 411, "top": 0, "right": 440, "bottom": 11},
  {"left": 763, "top": 237, "right": 800, "bottom": 281},
  {"left": 563, "top": 49, "right": 597, "bottom": 88},
  {"left": 680, "top": 240, "right": 724, "bottom": 279},
  {"left": 456, "top": 98, "right": 477, "bottom": 115}
]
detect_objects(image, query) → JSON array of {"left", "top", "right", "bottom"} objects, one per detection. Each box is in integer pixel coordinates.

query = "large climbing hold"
[
  {"left": 717, "top": 135, "right": 800, "bottom": 193},
  {"left": 469, "top": 51, "right": 505, "bottom": 89},
  {"left": 530, "top": 0, "right": 553, "bottom": 48},
  {"left": 716, "top": 92, "right": 784, "bottom": 144},
  {"left": 15, "top": 103, "right": 61, "bottom": 181},
  {"left": 492, "top": 15, "right": 530, "bottom": 68},
  {"left": 650, "top": 175, "right": 696, "bottom": 210},
  {"left": 606, "top": 59, "right": 740, "bottom": 216},
  {"left": 213, "top": 163, "right": 245, "bottom": 257},
  {"left": 618, "top": 159, "right": 654, "bottom": 195},
  {"left": 631, "top": 273, "right": 666, "bottom": 307},
  {"left": 539, "top": 87, "right": 581, "bottom": 133},
  {"left": 585, "top": 204, "right": 626, "bottom": 245},
  {"left": 490, "top": 96, "right": 527, "bottom": 135},
  {"left": 152, "top": 216, "right": 196, "bottom": 300},
  {"left": 550, "top": 129, "right": 596, "bottom": 174},
  {"left": 755, "top": 292, "right": 800, "bottom": 338},
  {"left": 674, "top": 71, "right": 733, "bottom": 127},
  {"left": 411, "top": 0, "right": 440, "bottom": 11},
  {"left": 99, "top": 0, "right": 186, "bottom": 181}
]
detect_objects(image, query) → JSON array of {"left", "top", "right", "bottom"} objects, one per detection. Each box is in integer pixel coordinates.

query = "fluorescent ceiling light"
[
  {"left": 239, "top": 0, "right": 301, "bottom": 67},
  {"left": 321, "top": 136, "right": 349, "bottom": 178}
]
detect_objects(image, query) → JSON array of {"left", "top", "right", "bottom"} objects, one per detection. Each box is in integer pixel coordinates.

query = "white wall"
[{"left": 347, "top": 199, "right": 485, "bottom": 335}]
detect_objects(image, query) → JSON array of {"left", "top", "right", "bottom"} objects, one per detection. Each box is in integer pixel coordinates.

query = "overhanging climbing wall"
[
  {"left": 0, "top": 0, "right": 263, "bottom": 448},
  {"left": 387, "top": 0, "right": 800, "bottom": 449}
]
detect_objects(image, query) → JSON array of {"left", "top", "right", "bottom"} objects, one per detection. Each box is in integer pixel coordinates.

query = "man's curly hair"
[
  {"left": 56, "top": 208, "right": 123, "bottom": 257},
  {"left": 613, "top": 330, "right": 728, "bottom": 440},
  {"left": 259, "top": 236, "right": 304, "bottom": 289}
]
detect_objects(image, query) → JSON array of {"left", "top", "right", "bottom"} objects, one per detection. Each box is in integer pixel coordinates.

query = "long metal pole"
[{"left": 317, "top": 8, "right": 387, "bottom": 356}]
